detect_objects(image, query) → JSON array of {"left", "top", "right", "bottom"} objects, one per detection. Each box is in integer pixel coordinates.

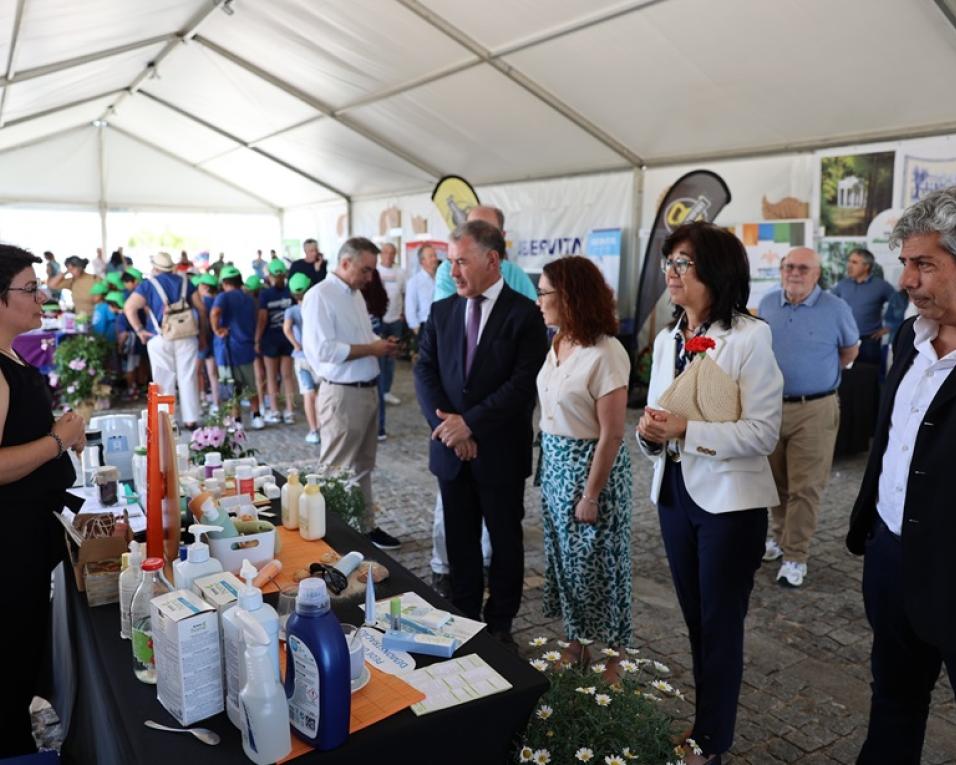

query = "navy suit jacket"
[
  {"left": 847, "top": 317, "right": 956, "bottom": 650},
  {"left": 414, "top": 283, "right": 548, "bottom": 486}
]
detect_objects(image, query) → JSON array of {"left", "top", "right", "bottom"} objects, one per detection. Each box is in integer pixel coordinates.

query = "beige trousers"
[
  {"left": 768, "top": 394, "right": 840, "bottom": 564},
  {"left": 317, "top": 382, "right": 378, "bottom": 533}
]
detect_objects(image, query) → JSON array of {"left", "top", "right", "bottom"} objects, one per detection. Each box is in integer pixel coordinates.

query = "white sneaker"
[
  {"left": 763, "top": 537, "right": 783, "bottom": 562},
  {"left": 283, "top": 411, "right": 295, "bottom": 424},
  {"left": 264, "top": 410, "right": 281, "bottom": 424},
  {"left": 384, "top": 392, "right": 401, "bottom": 406},
  {"left": 305, "top": 430, "right": 320, "bottom": 444},
  {"left": 777, "top": 560, "right": 807, "bottom": 588},
  {"left": 209, "top": 404, "right": 219, "bottom": 415},
  {"left": 251, "top": 415, "right": 265, "bottom": 430}
]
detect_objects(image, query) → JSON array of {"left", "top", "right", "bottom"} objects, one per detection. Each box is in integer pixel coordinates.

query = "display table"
[{"left": 45, "top": 508, "right": 548, "bottom": 765}]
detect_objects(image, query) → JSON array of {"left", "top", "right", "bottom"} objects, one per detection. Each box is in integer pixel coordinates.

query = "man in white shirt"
[
  {"left": 404, "top": 244, "right": 439, "bottom": 334},
  {"left": 846, "top": 187, "right": 956, "bottom": 764},
  {"left": 302, "top": 237, "right": 401, "bottom": 549},
  {"left": 376, "top": 243, "right": 406, "bottom": 406}
]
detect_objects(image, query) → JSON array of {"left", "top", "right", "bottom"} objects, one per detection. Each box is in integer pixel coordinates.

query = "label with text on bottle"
[{"left": 287, "top": 635, "right": 320, "bottom": 738}]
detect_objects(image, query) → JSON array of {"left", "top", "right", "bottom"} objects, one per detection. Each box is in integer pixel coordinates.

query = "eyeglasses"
[
  {"left": 536, "top": 288, "right": 555, "bottom": 297},
  {"left": 661, "top": 257, "right": 695, "bottom": 276},
  {"left": 308, "top": 562, "right": 348, "bottom": 595},
  {"left": 6, "top": 284, "right": 45, "bottom": 302},
  {"left": 781, "top": 263, "right": 813, "bottom": 274}
]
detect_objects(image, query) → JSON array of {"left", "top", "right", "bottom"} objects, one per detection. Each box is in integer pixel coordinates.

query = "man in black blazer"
[
  {"left": 846, "top": 187, "right": 956, "bottom": 765},
  {"left": 414, "top": 219, "right": 548, "bottom": 643}
]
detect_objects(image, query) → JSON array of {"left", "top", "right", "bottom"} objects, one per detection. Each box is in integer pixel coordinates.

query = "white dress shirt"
[
  {"left": 377, "top": 264, "right": 406, "bottom": 324},
  {"left": 464, "top": 277, "right": 505, "bottom": 343},
  {"left": 404, "top": 269, "right": 435, "bottom": 331},
  {"left": 301, "top": 273, "right": 379, "bottom": 384},
  {"left": 877, "top": 317, "right": 956, "bottom": 534}
]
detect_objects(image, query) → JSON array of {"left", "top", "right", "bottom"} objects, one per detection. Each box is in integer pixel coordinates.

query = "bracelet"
[
  {"left": 582, "top": 495, "right": 599, "bottom": 506},
  {"left": 48, "top": 431, "right": 65, "bottom": 459}
]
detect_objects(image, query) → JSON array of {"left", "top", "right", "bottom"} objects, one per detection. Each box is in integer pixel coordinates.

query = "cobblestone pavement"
[{"left": 99, "top": 363, "right": 956, "bottom": 763}]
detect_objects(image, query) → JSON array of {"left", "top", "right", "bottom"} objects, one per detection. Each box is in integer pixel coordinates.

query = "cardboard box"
[
  {"left": 193, "top": 570, "right": 244, "bottom": 614},
  {"left": 150, "top": 590, "right": 223, "bottom": 726},
  {"left": 83, "top": 559, "right": 122, "bottom": 606},
  {"left": 57, "top": 512, "right": 133, "bottom": 594}
]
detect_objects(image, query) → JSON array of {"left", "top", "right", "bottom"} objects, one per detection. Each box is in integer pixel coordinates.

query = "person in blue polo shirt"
[
  {"left": 832, "top": 247, "right": 896, "bottom": 366},
  {"left": 211, "top": 266, "right": 263, "bottom": 429},
  {"left": 255, "top": 259, "right": 295, "bottom": 425},
  {"left": 196, "top": 273, "right": 220, "bottom": 414},
  {"left": 758, "top": 248, "right": 859, "bottom": 587},
  {"left": 124, "top": 252, "right": 207, "bottom": 428}
]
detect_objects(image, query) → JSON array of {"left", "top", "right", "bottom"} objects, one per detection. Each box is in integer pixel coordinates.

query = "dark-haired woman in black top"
[{"left": 0, "top": 245, "right": 86, "bottom": 757}]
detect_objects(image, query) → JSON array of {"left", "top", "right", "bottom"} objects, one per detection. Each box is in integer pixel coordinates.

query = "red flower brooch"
[{"left": 684, "top": 336, "right": 716, "bottom": 354}]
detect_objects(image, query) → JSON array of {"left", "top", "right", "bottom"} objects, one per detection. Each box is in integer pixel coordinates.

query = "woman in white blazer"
[{"left": 637, "top": 221, "right": 783, "bottom": 765}]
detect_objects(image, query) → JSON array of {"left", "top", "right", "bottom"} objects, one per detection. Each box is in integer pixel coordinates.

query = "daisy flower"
[
  {"left": 591, "top": 662, "right": 606, "bottom": 673},
  {"left": 605, "top": 756, "right": 626, "bottom": 765},
  {"left": 533, "top": 749, "right": 551, "bottom": 765},
  {"left": 652, "top": 679, "right": 674, "bottom": 694},
  {"left": 653, "top": 660, "right": 671, "bottom": 674},
  {"left": 542, "top": 651, "right": 562, "bottom": 662},
  {"left": 625, "top": 647, "right": 641, "bottom": 655},
  {"left": 622, "top": 748, "right": 638, "bottom": 760},
  {"left": 519, "top": 746, "right": 534, "bottom": 763},
  {"left": 619, "top": 660, "right": 638, "bottom": 673},
  {"left": 601, "top": 648, "right": 620, "bottom": 657},
  {"left": 529, "top": 637, "right": 548, "bottom": 647},
  {"left": 556, "top": 640, "right": 570, "bottom": 648},
  {"left": 578, "top": 638, "right": 593, "bottom": 646},
  {"left": 535, "top": 705, "right": 553, "bottom": 720},
  {"left": 575, "top": 748, "right": 594, "bottom": 762},
  {"left": 575, "top": 686, "right": 596, "bottom": 695},
  {"left": 529, "top": 659, "right": 549, "bottom": 672},
  {"left": 687, "top": 738, "right": 703, "bottom": 756},
  {"left": 594, "top": 693, "right": 612, "bottom": 707}
]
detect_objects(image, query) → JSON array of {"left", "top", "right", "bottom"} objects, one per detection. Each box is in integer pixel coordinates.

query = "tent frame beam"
[
  {"left": 2, "top": 88, "right": 124, "bottom": 129},
  {"left": 108, "top": 124, "right": 282, "bottom": 213},
  {"left": 394, "top": 0, "right": 643, "bottom": 167},
  {"left": 0, "top": 122, "right": 88, "bottom": 157},
  {"left": 192, "top": 35, "right": 443, "bottom": 179},
  {"left": 0, "top": 0, "right": 28, "bottom": 126},
  {"left": 137, "top": 90, "right": 350, "bottom": 201}
]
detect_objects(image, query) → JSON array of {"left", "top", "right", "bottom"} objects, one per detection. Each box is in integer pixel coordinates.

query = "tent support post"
[{"left": 97, "top": 123, "right": 108, "bottom": 260}]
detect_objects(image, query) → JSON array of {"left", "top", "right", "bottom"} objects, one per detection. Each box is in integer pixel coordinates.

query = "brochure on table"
[
  {"left": 359, "top": 591, "right": 486, "bottom": 648},
  {"left": 403, "top": 654, "right": 512, "bottom": 716}
]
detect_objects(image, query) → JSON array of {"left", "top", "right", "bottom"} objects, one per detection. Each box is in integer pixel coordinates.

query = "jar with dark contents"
[{"left": 94, "top": 465, "right": 120, "bottom": 505}]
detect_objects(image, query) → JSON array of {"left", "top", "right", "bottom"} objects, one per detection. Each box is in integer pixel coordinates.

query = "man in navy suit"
[
  {"left": 846, "top": 187, "right": 956, "bottom": 764},
  {"left": 414, "top": 220, "right": 548, "bottom": 644}
]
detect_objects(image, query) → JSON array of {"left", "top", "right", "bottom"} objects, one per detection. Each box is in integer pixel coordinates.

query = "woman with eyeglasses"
[
  {"left": 0, "top": 245, "right": 86, "bottom": 757},
  {"left": 636, "top": 221, "right": 783, "bottom": 765},
  {"left": 535, "top": 256, "right": 632, "bottom": 679}
]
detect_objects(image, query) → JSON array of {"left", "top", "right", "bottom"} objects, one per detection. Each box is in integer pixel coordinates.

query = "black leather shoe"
[
  {"left": 488, "top": 629, "right": 518, "bottom": 652},
  {"left": 431, "top": 572, "right": 452, "bottom": 599}
]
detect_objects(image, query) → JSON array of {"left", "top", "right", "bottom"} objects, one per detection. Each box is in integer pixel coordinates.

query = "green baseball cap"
[
  {"left": 244, "top": 275, "right": 262, "bottom": 290},
  {"left": 105, "top": 290, "right": 125, "bottom": 307},
  {"left": 267, "top": 258, "right": 287, "bottom": 275},
  {"left": 125, "top": 267, "right": 142, "bottom": 280},
  {"left": 198, "top": 273, "right": 218, "bottom": 287},
  {"left": 190, "top": 275, "right": 202, "bottom": 287},
  {"left": 289, "top": 273, "right": 311, "bottom": 294},
  {"left": 90, "top": 281, "right": 110, "bottom": 296},
  {"left": 219, "top": 265, "right": 241, "bottom": 281},
  {"left": 105, "top": 271, "right": 124, "bottom": 288}
]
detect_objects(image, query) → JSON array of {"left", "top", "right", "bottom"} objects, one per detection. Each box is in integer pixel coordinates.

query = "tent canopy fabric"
[{"left": 0, "top": 0, "right": 955, "bottom": 211}]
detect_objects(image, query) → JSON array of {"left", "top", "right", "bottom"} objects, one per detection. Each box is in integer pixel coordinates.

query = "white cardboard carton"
[
  {"left": 193, "top": 570, "right": 245, "bottom": 614},
  {"left": 150, "top": 590, "right": 224, "bottom": 725}
]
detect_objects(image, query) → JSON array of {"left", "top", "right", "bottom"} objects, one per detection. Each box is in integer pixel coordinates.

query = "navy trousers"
[
  {"left": 657, "top": 461, "right": 766, "bottom": 756},
  {"left": 857, "top": 519, "right": 956, "bottom": 764}
]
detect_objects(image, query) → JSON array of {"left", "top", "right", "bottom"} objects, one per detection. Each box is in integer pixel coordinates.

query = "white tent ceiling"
[{"left": 0, "top": 0, "right": 954, "bottom": 212}]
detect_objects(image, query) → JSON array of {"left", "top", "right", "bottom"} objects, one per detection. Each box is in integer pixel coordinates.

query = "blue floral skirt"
[{"left": 538, "top": 432, "right": 633, "bottom": 645}]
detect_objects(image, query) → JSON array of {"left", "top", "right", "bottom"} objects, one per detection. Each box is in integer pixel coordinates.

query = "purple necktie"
[{"left": 465, "top": 295, "right": 485, "bottom": 377}]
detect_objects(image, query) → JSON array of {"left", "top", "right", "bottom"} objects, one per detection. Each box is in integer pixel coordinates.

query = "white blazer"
[{"left": 639, "top": 315, "right": 783, "bottom": 513}]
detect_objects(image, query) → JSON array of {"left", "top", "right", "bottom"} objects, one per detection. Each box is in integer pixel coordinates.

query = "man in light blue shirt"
[
  {"left": 757, "top": 247, "right": 859, "bottom": 588},
  {"left": 832, "top": 247, "right": 896, "bottom": 365},
  {"left": 405, "top": 244, "right": 439, "bottom": 333}
]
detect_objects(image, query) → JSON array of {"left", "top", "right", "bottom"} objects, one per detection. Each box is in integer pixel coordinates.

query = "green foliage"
[
  {"left": 516, "top": 640, "right": 691, "bottom": 765},
  {"left": 52, "top": 334, "right": 112, "bottom": 407}
]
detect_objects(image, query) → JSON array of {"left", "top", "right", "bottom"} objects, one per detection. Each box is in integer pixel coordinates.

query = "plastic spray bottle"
[
  {"left": 280, "top": 470, "right": 302, "bottom": 530},
  {"left": 297, "top": 474, "right": 326, "bottom": 541},
  {"left": 196, "top": 496, "right": 238, "bottom": 539},
  {"left": 119, "top": 540, "right": 143, "bottom": 639},
  {"left": 223, "top": 560, "right": 280, "bottom": 729},
  {"left": 236, "top": 609, "right": 292, "bottom": 764},
  {"left": 172, "top": 524, "right": 225, "bottom": 592},
  {"left": 284, "top": 578, "right": 350, "bottom": 750}
]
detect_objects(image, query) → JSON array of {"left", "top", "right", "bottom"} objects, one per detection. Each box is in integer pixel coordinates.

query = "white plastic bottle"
[
  {"left": 172, "top": 524, "right": 224, "bottom": 592},
  {"left": 223, "top": 560, "right": 281, "bottom": 729},
  {"left": 298, "top": 474, "right": 326, "bottom": 541},
  {"left": 119, "top": 540, "right": 144, "bottom": 639},
  {"left": 281, "top": 470, "right": 302, "bottom": 530},
  {"left": 236, "top": 609, "right": 291, "bottom": 764}
]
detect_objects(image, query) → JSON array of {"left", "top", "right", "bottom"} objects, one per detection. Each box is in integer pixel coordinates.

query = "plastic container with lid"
[
  {"left": 204, "top": 452, "right": 223, "bottom": 479},
  {"left": 297, "top": 474, "right": 325, "bottom": 541},
  {"left": 172, "top": 524, "right": 225, "bottom": 591},
  {"left": 280, "top": 470, "right": 302, "bottom": 530}
]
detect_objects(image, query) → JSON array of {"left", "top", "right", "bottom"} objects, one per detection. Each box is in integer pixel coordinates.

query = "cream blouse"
[{"left": 536, "top": 334, "right": 630, "bottom": 439}]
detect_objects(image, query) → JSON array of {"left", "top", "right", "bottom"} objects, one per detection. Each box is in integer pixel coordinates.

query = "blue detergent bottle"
[{"left": 284, "top": 577, "right": 351, "bottom": 750}]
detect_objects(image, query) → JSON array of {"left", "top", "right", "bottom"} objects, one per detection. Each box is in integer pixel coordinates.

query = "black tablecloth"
[{"left": 45, "top": 507, "right": 547, "bottom": 765}]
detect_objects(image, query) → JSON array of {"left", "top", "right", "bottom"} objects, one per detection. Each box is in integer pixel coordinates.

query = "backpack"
[{"left": 146, "top": 274, "right": 199, "bottom": 341}]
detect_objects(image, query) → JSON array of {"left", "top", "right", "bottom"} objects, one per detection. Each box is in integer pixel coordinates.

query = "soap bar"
[{"left": 382, "top": 629, "right": 458, "bottom": 658}]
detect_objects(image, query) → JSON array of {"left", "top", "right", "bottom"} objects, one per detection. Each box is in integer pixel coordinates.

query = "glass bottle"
[{"left": 131, "top": 557, "right": 171, "bottom": 684}]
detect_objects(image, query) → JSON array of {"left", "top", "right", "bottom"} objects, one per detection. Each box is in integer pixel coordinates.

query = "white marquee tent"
[{"left": 1, "top": 0, "right": 956, "bottom": 312}]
